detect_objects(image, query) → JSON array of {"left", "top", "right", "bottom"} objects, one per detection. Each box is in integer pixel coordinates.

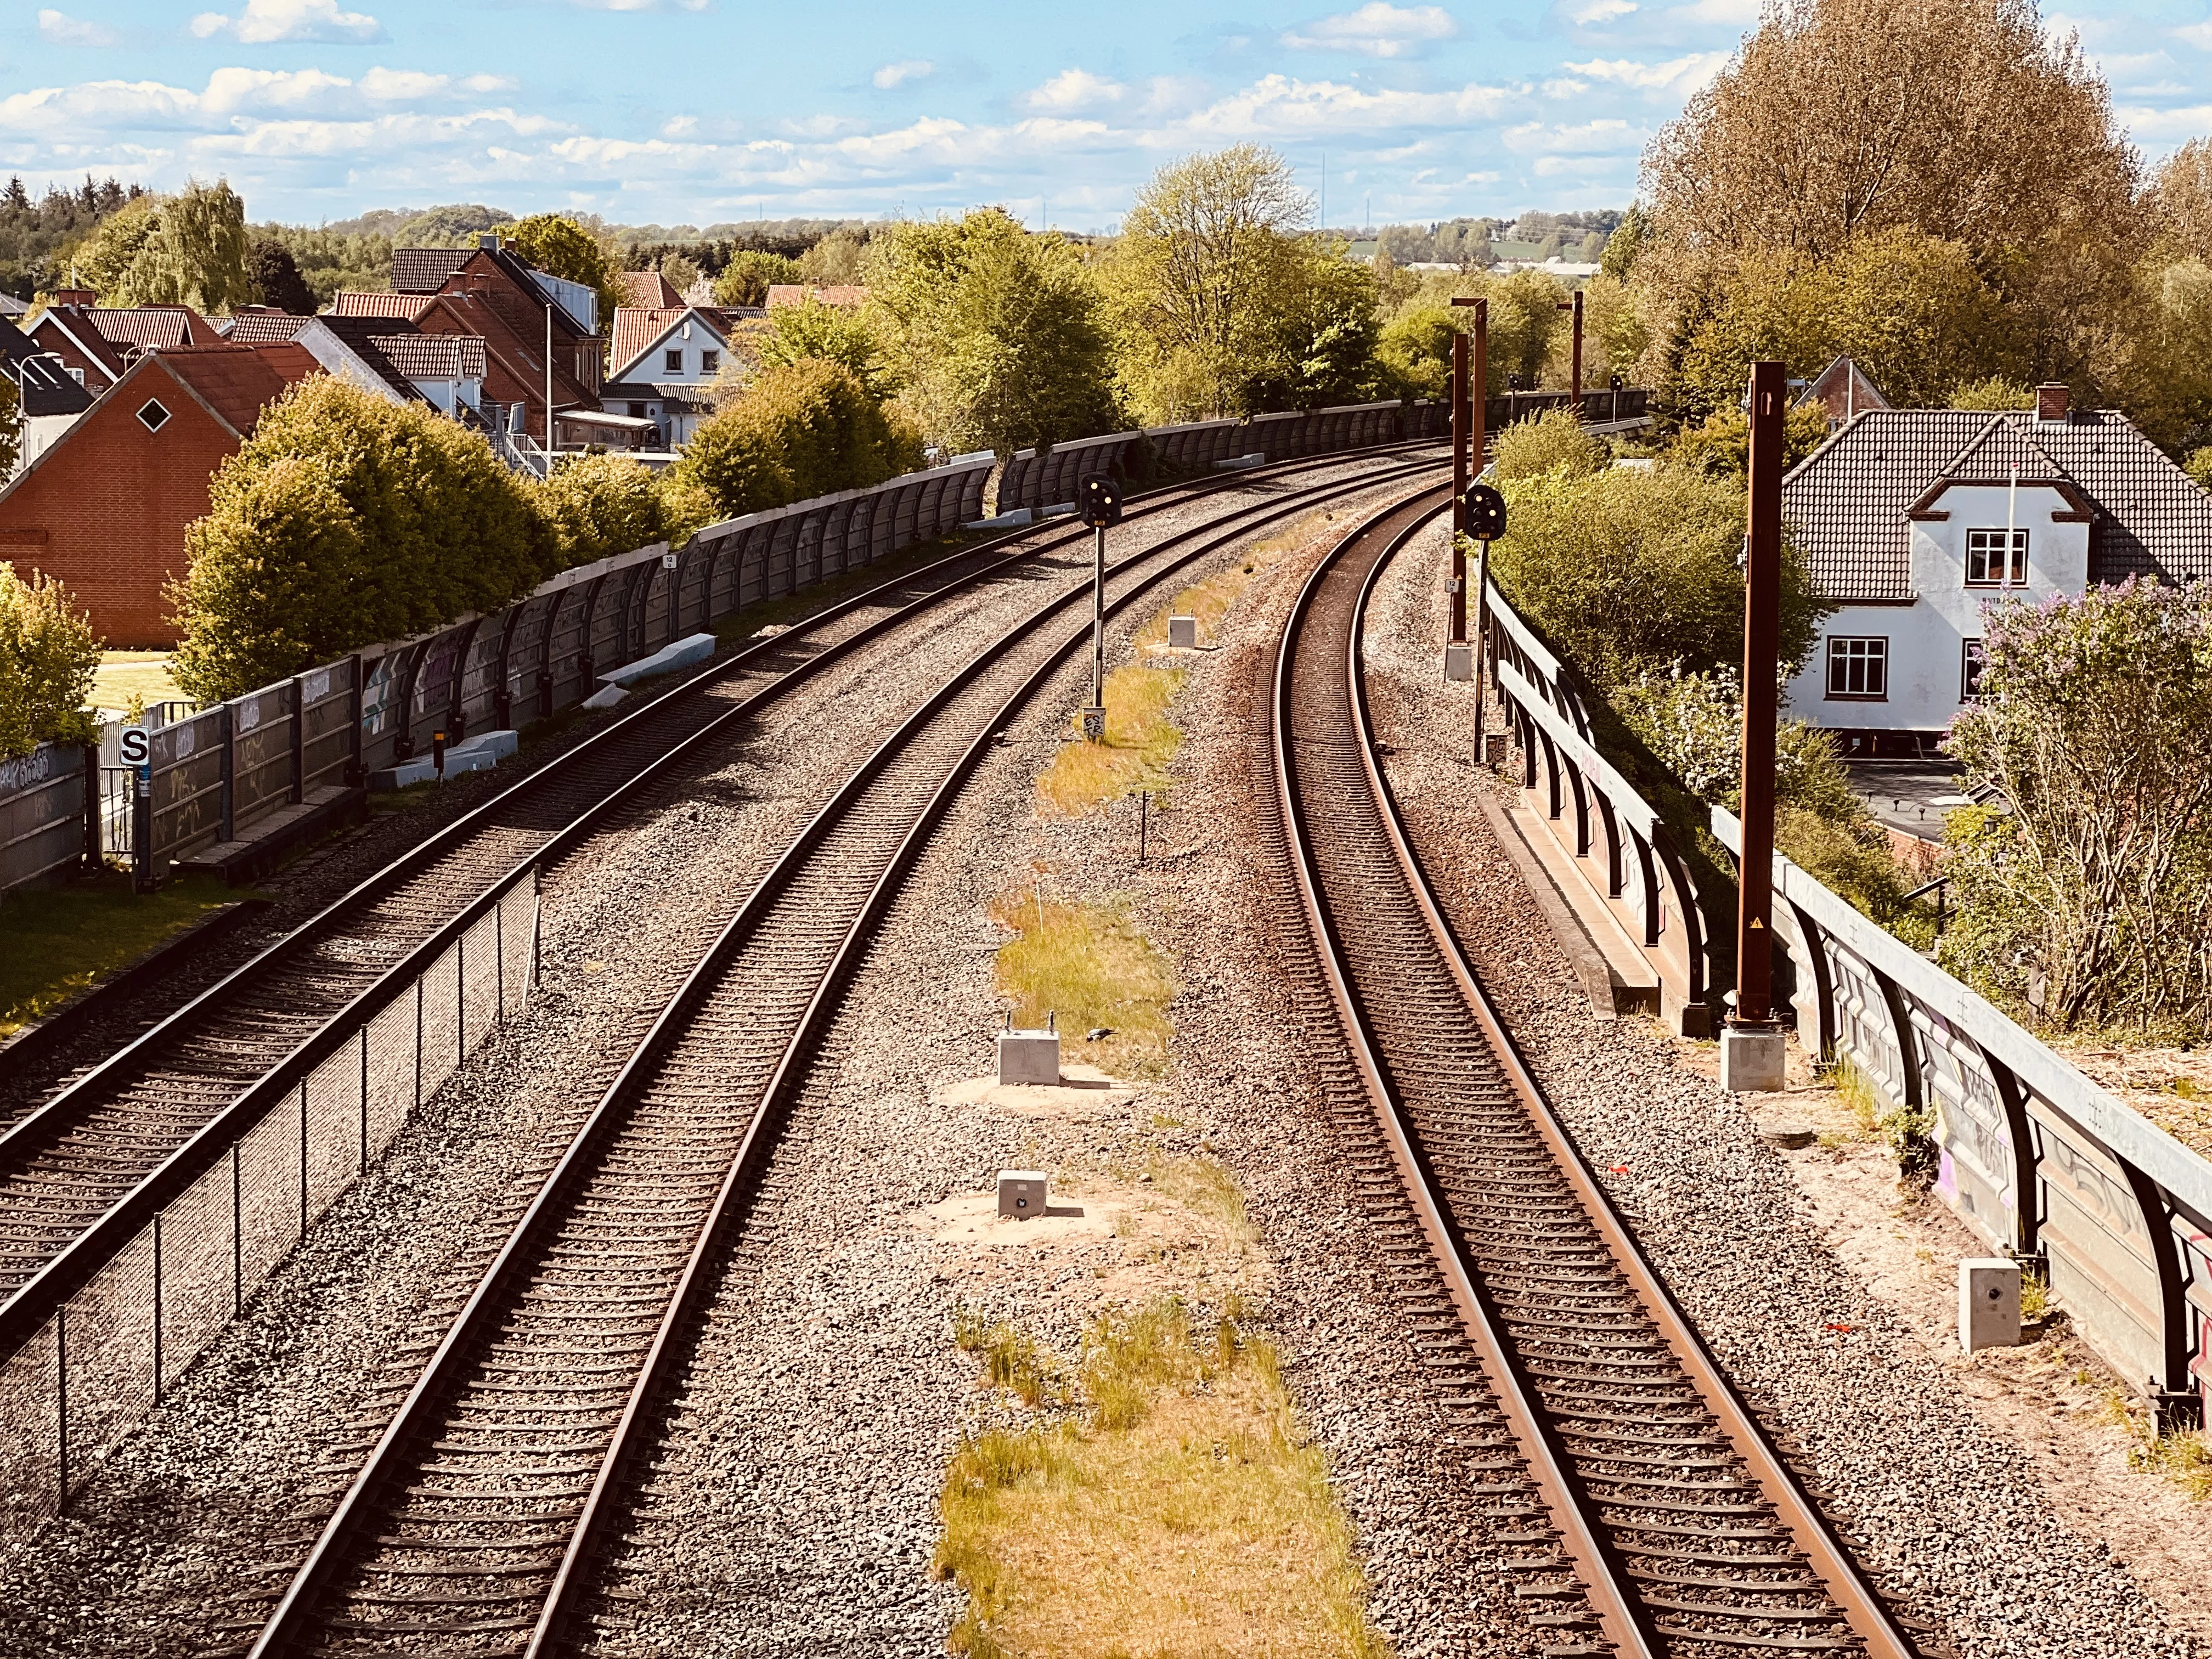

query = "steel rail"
[
  {"left": 0, "top": 442, "right": 1445, "bottom": 1368},
  {"left": 242, "top": 459, "right": 1449, "bottom": 1659},
  {"left": 1272, "top": 490, "right": 1925, "bottom": 1657}
]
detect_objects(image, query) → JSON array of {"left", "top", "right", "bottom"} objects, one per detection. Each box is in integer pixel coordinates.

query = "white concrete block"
[
  {"left": 1719, "top": 1025, "right": 1786, "bottom": 1092},
  {"left": 1960, "top": 1258, "right": 2022, "bottom": 1352},
  {"left": 997, "top": 1170, "right": 1049, "bottom": 1220},
  {"left": 452, "top": 729, "right": 518, "bottom": 765},
  {"left": 601, "top": 632, "right": 715, "bottom": 688},
  {"left": 366, "top": 729, "right": 518, "bottom": 791},
  {"left": 1212, "top": 452, "right": 1267, "bottom": 471},
  {"left": 1444, "top": 644, "right": 1474, "bottom": 682},
  {"left": 1168, "top": 616, "right": 1198, "bottom": 649},
  {"left": 964, "top": 507, "right": 1032, "bottom": 530},
  {"left": 996, "top": 1028, "right": 1060, "bottom": 1086},
  {"left": 580, "top": 682, "right": 627, "bottom": 712}
]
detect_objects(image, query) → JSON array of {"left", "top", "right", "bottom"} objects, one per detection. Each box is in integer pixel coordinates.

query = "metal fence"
[
  {"left": 0, "top": 872, "right": 535, "bottom": 1532},
  {"left": 0, "top": 741, "right": 93, "bottom": 894},
  {"left": 1482, "top": 572, "right": 2211, "bottom": 1422}
]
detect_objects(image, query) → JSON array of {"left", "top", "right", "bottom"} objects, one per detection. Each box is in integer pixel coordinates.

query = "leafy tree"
[
  {"left": 866, "top": 208, "right": 1117, "bottom": 454},
  {"left": 1257, "top": 244, "right": 1381, "bottom": 409},
  {"left": 1375, "top": 305, "right": 1460, "bottom": 399},
  {"left": 797, "top": 228, "right": 868, "bottom": 285},
  {"left": 246, "top": 238, "right": 317, "bottom": 313},
  {"left": 2149, "top": 138, "right": 2212, "bottom": 261},
  {"left": 668, "top": 359, "right": 922, "bottom": 524},
  {"left": 2110, "top": 257, "right": 2212, "bottom": 453},
  {"left": 1943, "top": 579, "right": 2212, "bottom": 1034},
  {"left": 1489, "top": 462, "right": 1829, "bottom": 690},
  {"left": 1104, "top": 144, "right": 1313, "bottom": 420},
  {"left": 533, "top": 453, "right": 667, "bottom": 569},
  {"left": 249, "top": 224, "right": 392, "bottom": 305},
  {"left": 658, "top": 252, "right": 701, "bottom": 297},
  {"left": 0, "top": 562, "right": 101, "bottom": 760},
  {"left": 390, "top": 204, "right": 511, "bottom": 245},
  {"left": 754, "top": 302, "right": 896, "bottom": 399},
  {"left": 0, "top": 174, "right": 147, "bottom": 298},
  {"left": 495, "top": 213, "right": 622, "bottom": 337},
  {"left": 1601, "top": 204, "right": 1648, "bottom": 282},
  {"left": 130, "top": 179, "right": 253, "bottom": 313},
  {"left": 1494, "top": 407, "right": 1609, "bottom": 481},
  {"left": 1949, "top": 376, "right": 2036, "bottom": 409},
  {"left": 63, "top": 193, "right": 163, "bottom": 300},
  {"left": 714, "top": 250, "right": 801, "bottom": 307},
  {"left": 170, "top": 379, "right": 552, "bottom": 700},
  {"left": 1669, "top": 402, "right": 1832, "bottom": 478}
]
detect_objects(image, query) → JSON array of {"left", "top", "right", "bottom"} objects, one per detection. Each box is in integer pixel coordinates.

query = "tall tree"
[
  {"left": 866, "top": 208, "right": 1119, "bottom": 456},
  {"left": 123, "top": 179, "right": 253, "bottom": 313},
  {"left": 495, "top": 213, "right": 622, "bottom": 337},
  {"left": 246, "top": 238, "right": 317, "bottom": 314}
]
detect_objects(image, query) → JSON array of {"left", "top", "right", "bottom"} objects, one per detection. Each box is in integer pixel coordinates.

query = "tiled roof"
[
  {"left": 393, "top": 247, "right": 475, "bottom": 293},
  {"left": 765, "top": 284, "right": 867, "bottom": 310},
  {"left": 0, "top": 295, "right": 29, "bottom": 317},
  {"left": 330, "top": 290, "right": 433, "bottom": 320},
  {"left": 159, "top": 342, "right": 320, "bottom": 434},
  {"left": 370, "top": 332, "right": 488, "bottom": 381},
  {"left": 607, "top": 305, "right": 733, "bottom": 381},
  {"left": 81, "top": 305, "right": 218, "bottom": 349},
  {"left": 0, "top": 317, "right": 93, "bottom": 416},
  {"left": 1784, "top": 408, "right": 2212, "bottom": 600},
  {"left": 222, "top": 311, "right": 312, "bottom": 342},
  {"left": 31, "top": 309, "right": 128, "bottom": 381},
  {"left": 618, "top": 269, "right": 683, "bottom": 309},
  {"left": 601, "top": 379, "right": 715, "bottom": 416}
]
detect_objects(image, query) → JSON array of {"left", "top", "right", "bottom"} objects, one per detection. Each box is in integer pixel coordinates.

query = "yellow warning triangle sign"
[{"left": 1748, "top": 916, "right": 1765, "bottom": 929}]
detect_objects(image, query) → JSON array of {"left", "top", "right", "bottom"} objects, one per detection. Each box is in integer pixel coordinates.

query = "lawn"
[
  {"left": 88, "top": 652, "right": 183, "bottom": 717},
  {"left": 0, "top": 874, "right": 235, "bottom": 1037}
]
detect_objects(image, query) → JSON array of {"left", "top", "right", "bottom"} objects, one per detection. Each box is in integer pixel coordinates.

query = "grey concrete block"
[
  {"left": 1719, "top": 1025, "right": 1786, "bottom": 1092},
  {"left": 964, "top": 507, "right": 1032, "bottom": 529},
  {"left": 601, "top": 632, "right": 715, "bottom": 688},
  {"left": 367, "top": 730, "right": 517, "bottom": 791},
  {"left": 1444, "top": 643, "right": 1474, "bottom": 681},
  {"left": 580, "top": 682, "right": 627, "bottom": 712},
  {"left": 996, "top": 1029, "right": 1059, "bottom": 1086},
  {"left": 1168, "top": 616, "right": 1198, "bottom": 648},
  {"left": 1960, "top": 1257, "right": 2022, "bottom": 1351},
  {"left": 997, "top": 1170, "right": 1049, "bottom": 1220}
]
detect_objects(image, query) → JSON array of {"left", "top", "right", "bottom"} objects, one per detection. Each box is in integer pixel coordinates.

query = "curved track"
[
  {"left": 0, "top": 443, "right": 1440, "bottom": 1325},
  {"left": 1271, "top": 492, "right": 1934, "bottom": 1658},
  {"left": 224, "top": 460, "right": 1446, "bottom": 1659}
]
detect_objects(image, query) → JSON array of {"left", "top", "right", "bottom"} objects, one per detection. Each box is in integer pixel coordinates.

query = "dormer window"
[
  {"left": 665, "top": 348, "right": 683, "bottom": 373},
  {"left": 1966, "top": 528, "right": 2028, "bottom": 586}
]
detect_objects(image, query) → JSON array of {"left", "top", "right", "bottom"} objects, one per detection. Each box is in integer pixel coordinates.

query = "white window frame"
[
  {"left": 1962, "top": 638, "right": 1986, "bottom": 702},
  {"left": 664, "top": 348, "right": 684, "bottom": 374},
  {"left": 136, "top": 398, "right": 171, "bottom": 433},
  {"left": 1965, "top": 527, "right": 2028, "bottom": 586},
  {"left": 700, "top": 349, "right": 720, "bottom": 375},
  {"left": 1826, "top": 635, "right": 1888, "bottom": 700}
]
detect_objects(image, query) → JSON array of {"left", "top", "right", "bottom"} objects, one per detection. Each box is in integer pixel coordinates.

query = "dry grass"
[
  {"left": 954, "top": 1306, "right": 1068, "bottom": 1409},
  {"left": 991, "top": 892, "right": 1173, "bottom": 1079},
  {"left": 935, "top": 1295, "right": 1393, "bottom": 1659},
  {"left": 2132, "top": 1429, "right": 2212, "bottom": 1501},
  {"left": 1035, "top": 662, "right": 1187, "bottom": 817},
  {"left": 89, "top": 651, "right": 181, "bottom": 716}
]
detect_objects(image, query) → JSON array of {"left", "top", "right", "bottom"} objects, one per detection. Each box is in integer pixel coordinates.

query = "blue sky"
[{"left": 5, "top": 0, "right": 2212, "bottom": 229}]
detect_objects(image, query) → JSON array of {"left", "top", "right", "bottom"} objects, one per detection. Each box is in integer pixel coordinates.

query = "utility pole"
[
  {"left": 1556, "top": 288, "right": 1585, "bottom": 417},
  {"left": 543, "top": 302, "right": 554, "bottom": 473},
  {"left": 1446, "top": 296, "right": 1485, "bottom": 685},
  {"left": 1720, "top": 360, "right": 1787, "bottom": 1093}
]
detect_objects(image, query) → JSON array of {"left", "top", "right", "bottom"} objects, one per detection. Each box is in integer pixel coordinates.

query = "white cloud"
[
  {"left": 190, "top": 0, "right": 382, "bottom": 43},
  {"left": 1280, "top": 3, "right": 1458, "bottom": 58},
  {"left": 1503, "top": 116, "right": 1638, "bottom": 154},
  {"left": 2174, "top": 20, "right": 2212, "bottom": 49},
  {"left": 872, "top": 60, "right": 933, "bottom": 89},
  {"left": 2117, "top": 101, "right": 2212, "bottom": 142},
  {"left": 1020, "top": 69, "right": 1130, "bottom": 111},
  {"left": 0, "top": 65, "right": 510, "bottom": 137},
  {"left": 38, "top": 10, "right": 119, "bottom": 46},
  {"left": 1543, "top": 77, "right": 1590, "bottom": 97},
  {"left": 560, "top": 0, "right": 707, "bottom": 12},
  {"left": 1665, "top": 0, "right": 1758, "bottom": 22},
  {"left": 1565, "top": 52, "right": 1729, "bottom": 92},
  {"left": 1182, "top": 73, "right": 1516, "bottom": 135},
  {"left": 1570, "top": 0, "right": 1638, "bottom": 21}
]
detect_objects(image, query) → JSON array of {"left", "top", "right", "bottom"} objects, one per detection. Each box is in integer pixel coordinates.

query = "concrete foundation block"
[
  {"left": 1212, "top": 452, "right": 1267, "bottom": 471},
  {"left": 580, "top": 682, "right": 627, "bottom": 712},
  {"left": 1960, "top": 1258, "right": 2022, "bottom": 1352},
  {"left": 601, "top": 632, "right": 715, "bottom": 689},
  {"left": 1168, "top": 616, "right": 1198, "bottom": 649},
  {"left": 996, "top": 1029, "right": 1060, "bottom": 1086},
  {"left": 1444, "top": 644, "right": 1474, "bottom": 682},
  {"left": 366, "top": 729, "right": 518, "bottom": 791},
  {"left": 997, "top": 1170, "right": 1049, "bottom": 1220},
  {"left": 1719, "top": 1024, "right": 1786, "bottom": 1092},
  {"left": 964, "top": 507, "right": 1032, "bottom": 531}
]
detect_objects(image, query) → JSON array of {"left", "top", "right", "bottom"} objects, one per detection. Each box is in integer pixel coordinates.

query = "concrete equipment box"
[
  {"left": 1168, "top": 616, "right": 1198, "bottom": 648},
  {"left": 998, "top": 1170, "right": 1049, "bottom": 1220},
  {"left": 996, "top": 1028, "right": 1060, "bottom": 1086},
  {"left": 1959, "top": 1257, "right": 2021, "bottom": 1352}
]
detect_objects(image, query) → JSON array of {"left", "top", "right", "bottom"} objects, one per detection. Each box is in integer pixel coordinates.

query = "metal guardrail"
[{"left": 1480, "top": 571, "right": 2211, "bottom": 1422}]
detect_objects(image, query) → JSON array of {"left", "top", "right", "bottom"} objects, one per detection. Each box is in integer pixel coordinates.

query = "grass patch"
[
  {"left": 89, "top": 651, "right": 181, "bottom": 716},
  {"left": 2106, "top": 1388, "right": 2212, "bottom": 1501},
  {"left": 0, "top": 873, "right": 235, "bottom": 1037},
  {"left": 992, "top": 892, "right": 1173, "bottom": 1079},
  {"left": 935, "top": 1294, "right": 1392, "bottom": 1659},
  {"left": 1829, "top": 1057, "right": 1936, "bottom": 1174},
  {"left": 955, "top": 1306, "right": 1068, "bottom": 1409},
  {"left": 1036, "top": 662, "right": 1187, "bottom": 817}
]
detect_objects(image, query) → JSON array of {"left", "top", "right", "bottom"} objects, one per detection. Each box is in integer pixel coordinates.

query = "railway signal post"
[
  {"left": 1720, "top": 359, "right": 1788, "bottom": 1094},
  {"left": 1078, "top": 472, "right": 1122, "bottom": 741},
  {"left": 1445, "top": 295, "right": 1486, "bottom": 682}
]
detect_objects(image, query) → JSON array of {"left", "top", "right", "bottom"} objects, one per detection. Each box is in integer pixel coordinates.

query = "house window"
[
  {"left": 627, "top": 402, "right": 646, "bottom": 417},
  {"left": 701, "top": 349, "right": 720, "bottom": 375},
  {"left": 136, "top": 398, "right": 171, "bottom": 433},
  {"left": 1826, "top": 635, "right": 1888, "bottom": 699},
  {"left": 66, "top": 366, "right": 85, "bottom": 386},
  {"left": 1966, "top": 527, "right": 2028, "bottom": 586},
  {"left": 1962, "top": 639, "right": 1986, "bottom": 701},
  {"left": 664, "top": 348, "right": 684, "bottom": 373}
]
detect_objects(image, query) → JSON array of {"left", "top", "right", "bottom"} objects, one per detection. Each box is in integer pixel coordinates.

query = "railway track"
[
  {"left": 212, "top": 460, "right": 1446, "bottom": 1658},
  {"left": 1272, "top": 492, "right": 1936, "bottom": 1658},
  {"left": 0, "top": 442, "right": 1441, "bottom": 1334}
]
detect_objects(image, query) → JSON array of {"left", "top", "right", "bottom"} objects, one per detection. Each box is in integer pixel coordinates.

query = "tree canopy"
[
  {"left": 0, "top": 563, "right": 101, "bottom": 760},
  {"left": 67, "top": 180, "right": 253, "bottom": 313},
  {"left": 668, "top": 359, "right": 923, "bottom": 526},
  {"left": 495, "top": 213, "right": 623, "bottom": 336}
]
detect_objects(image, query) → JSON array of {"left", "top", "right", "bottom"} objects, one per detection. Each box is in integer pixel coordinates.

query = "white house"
[
  {"left": 601, "top": 303, "right": 737, "bottom": 448},
  {"left": 1780, "top": 384, "right": 2212, "bottom": 753}
]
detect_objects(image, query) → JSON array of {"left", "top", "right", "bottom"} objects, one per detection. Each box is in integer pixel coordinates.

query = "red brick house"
[
  {"left": 26, "top": 301, "right": 224, "bottom": 396},
  {"left": 0, "top": 342, "right": 319, "bottom": 646}
]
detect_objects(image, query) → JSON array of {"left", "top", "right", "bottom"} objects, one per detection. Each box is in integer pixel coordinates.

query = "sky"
[{"left": 5, "top": 0, "right": 2212, "bottom": 230}]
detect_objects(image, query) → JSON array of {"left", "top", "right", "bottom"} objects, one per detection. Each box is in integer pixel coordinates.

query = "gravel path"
[
  {"left": 0, "top": 454, "right": 1442, "bottom": 1658},
  {"left": 1359, "top": 516, "right": 2207, "bottom": 1659}
]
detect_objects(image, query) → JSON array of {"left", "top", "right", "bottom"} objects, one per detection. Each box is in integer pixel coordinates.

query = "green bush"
[
  {"left": 668, "top": 358, "right": 922, "bottom": 524},
  {"left": 1492, "top": 461, "right": 1829, "bottom": 691},
  {"left": 714, "top": 250, "right": 801, "bottom": 307},
  {"left": 1669, "top": 402, "right": 1831, "bottom": 479},
  {"left": 170, "top": 378, "right": 552, "bottom": 701},
  {"left": 1494, "top": 406, "right": 1609, "bottom": 482},
  {"left": 533, "top": 453, "right": 666, "bottom": 569},
  {"left": 0, "top": 563, "right": 101, "bottom": 759}
]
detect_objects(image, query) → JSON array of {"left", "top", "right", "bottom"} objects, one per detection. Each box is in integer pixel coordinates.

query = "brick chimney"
[
  {"left": 50, "top": 287, "right": 94, "bottom": 308},
  {"left": 2036, "top": 382, "right": 2070, "bottom": 422}
]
